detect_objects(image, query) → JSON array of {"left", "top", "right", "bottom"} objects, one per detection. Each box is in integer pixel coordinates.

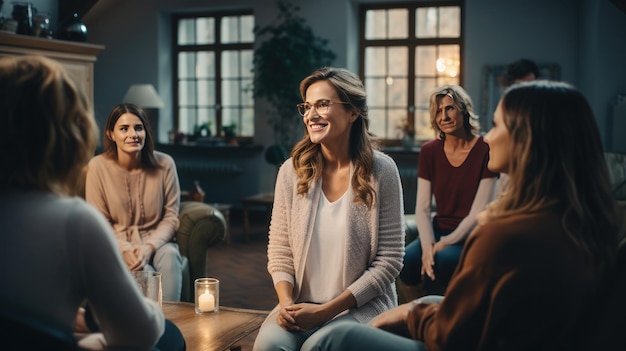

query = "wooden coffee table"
[{"left": 163, "top": 302, "right": 268, "bottom": 351}]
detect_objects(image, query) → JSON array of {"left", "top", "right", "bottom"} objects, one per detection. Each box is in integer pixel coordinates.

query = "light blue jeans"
[
  {"left": 252, "top": 308, "right": 359, "bottom": 351},
  {"left": 303, "top": 296, "right": 443, "bottom": 351},
  {"left": 144, "top": 242, "right": 183, "bottom": 302}
]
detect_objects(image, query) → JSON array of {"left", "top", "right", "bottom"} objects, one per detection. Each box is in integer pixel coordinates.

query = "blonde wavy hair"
[
  {"left": 482, "top": 80, "right": 620, "bottom": 268},
  {"left": 291, "top": 67, "right": 378, "bottom": 208},
  {"left": 428, "top": 85, "right": 479, "bottom": 140},
  {"left": 0, "top": 55, "right": 98, "bottom": 196}
]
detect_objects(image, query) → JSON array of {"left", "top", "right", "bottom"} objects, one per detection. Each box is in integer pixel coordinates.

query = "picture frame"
[{"left": 479, "top": 63, "right": 561, "bottom": 132}]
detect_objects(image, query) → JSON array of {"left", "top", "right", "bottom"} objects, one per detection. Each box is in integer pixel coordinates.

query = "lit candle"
[{"left": 198, "top": 291, "right": 215, "bottom": 311}]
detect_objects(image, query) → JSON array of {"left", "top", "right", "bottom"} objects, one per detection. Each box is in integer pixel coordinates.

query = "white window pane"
[
  {"left": 416, "top": 7, "right": 437, "bottom": 38},
  {"left": 365, "top": 77, "right": 386, "bottom": 107},
  {"left": 195, "top": 17, "right": 214, "bottom": 45},
  {"left": 241, "top": 78, "right": 253, "bottom": 106},
  {"left": 197, "top": 80, "right": 216, "bottom": 106},
  {"left": 389, "top": 108, "right": 406, "bottom": 139},
  {"left": 178, "top": 52, "right": 196, "bottom": 78},
  {"left": 240, "top": 15, "right": 255, "bottom": 43},
  {"left": 241, "top": 50, "right": 253, "bottom": 78},
  {"left": 439, "top": 7, "right": 460, "bottom": 37},
  {"left": 177, "top": 19, "right": 195, "bottom": 45},
  {"left": 178, "top": 108, "right": 194, "bottom": 134},
  {"left": 365, "top": 9, "right": 386, "bottom": 40},
  {"left": 415, "top": 108, "right": 435, "bottom": 141},
  {"left": 436, "top": 45, "right": 460, "bottom": 78},
  {"left": 388, "top": 47, "right": 407, "bottom": 76},
  {"left": 179, "top": 81, "right": 196, "bottom": 105},
  {"left": 416, "top": 46, "right": 436, "bottom": 76},
  {"left": 388, "top": 77, "right": 407, "bottom": 107},
  {"left": 222, "top": 80, "right": 241, "bottom": 106},
  {"left": 365, "top": 47, "right": 386, "bottom": 76},
  {"left": 415, "top": 78, "right": 437, "bottom": 110},
  {"left": 437, "top": 76, "right": 459, "bottom": 87},
  {"left": 221, "top": 16, "right": 239, "bottom": 43},
  {"left": 222, "top": 51, "right": 240, "bottom": 78},
  {"left": 240, "top": 108, "right": 254, "bottom": 137},
  {"left": 368, "top": 108, "right": 386, "bottom": 138},
  {"left": 197, "top": 52, "right": 215, "bottom": 78},
  {"left": 388, "top": 9, "right": 408, "bottom": 39}
]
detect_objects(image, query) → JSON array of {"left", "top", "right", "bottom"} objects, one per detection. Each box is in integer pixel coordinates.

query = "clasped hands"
[
  {"left": 122, "top": 244, "right": 155, "bottom": 271},
  {"left": 276, "top": 301, "right": 330, "bottom": 331}
]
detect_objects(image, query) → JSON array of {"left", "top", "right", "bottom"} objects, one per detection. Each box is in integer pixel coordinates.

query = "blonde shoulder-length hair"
[
  {"left": 291, "top": 67, "right": 378, "bottom": 209},
  {"left": 428, "top": 85, "right": 479, "bottom": 140},
  {"left": 0, "top": 55, "right": 98, "bottom": 196}
]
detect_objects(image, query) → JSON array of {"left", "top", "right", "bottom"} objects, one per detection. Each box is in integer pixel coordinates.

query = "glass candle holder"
[
  {"left": 194, "top": 278, "right": 219, "bottom": 314},
  {"left": 132, "top": 271, "right": 163, "bottom": 308}
]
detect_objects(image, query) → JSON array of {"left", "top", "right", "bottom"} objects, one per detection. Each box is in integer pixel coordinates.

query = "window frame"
[
  {"left": 172, "top": 9, "right": 254, "bottom": 141},
  {"left": 358, "top": 0, "right": 465, "bottom": 145}
]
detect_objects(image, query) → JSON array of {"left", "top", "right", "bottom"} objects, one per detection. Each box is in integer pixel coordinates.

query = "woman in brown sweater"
[{"left": 308, "top": 80, "right": 622, "bottom": 351}]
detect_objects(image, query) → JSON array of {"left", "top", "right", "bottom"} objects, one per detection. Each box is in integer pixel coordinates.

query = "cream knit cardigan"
[{"left": 268, "top": 150, "right": 405, "bottom": 323}]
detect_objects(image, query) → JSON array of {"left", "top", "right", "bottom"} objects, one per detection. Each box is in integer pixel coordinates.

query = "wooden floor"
[{"left": 203, "top": 208, "right": 276, "bottom": 351}]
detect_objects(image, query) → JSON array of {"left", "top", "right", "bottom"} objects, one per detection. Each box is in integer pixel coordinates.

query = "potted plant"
[{"left": 252, "top": 0, "right": 336, "bottom": 162}]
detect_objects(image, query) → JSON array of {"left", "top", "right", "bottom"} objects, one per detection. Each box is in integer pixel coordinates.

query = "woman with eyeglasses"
[
  {"left": 304, "top": 80, "right": 622, "bottom": 351},
  {"left": 252, "top": 67, "right": 405, "bottom": 351},
  {"left": 398, "top": 85, "right": 498, "bottom": 296}
]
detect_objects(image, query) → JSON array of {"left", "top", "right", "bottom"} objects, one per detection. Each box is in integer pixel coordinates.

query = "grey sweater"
[{"left": 267, "top": 150, "right": 405, "bottom": 323}]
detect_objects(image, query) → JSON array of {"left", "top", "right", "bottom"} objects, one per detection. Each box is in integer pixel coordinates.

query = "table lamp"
[{"left": 122, "top": 84, "right": 164, "bottom": 142}]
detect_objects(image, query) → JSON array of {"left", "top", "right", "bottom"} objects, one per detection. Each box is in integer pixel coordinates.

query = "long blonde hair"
[
  {"left": 483, "top": 80, "right": 620, "bottom": 268},
  {"left": 291, "top": 67, "right": 378, "bottom": 208},
  {"left": 0, "top": 55, "right": 98, "bottom": 196}
]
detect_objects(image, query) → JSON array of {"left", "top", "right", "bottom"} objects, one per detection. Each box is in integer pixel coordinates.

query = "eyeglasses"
[{"left": 296, "top": 99, "right": 350, "bottom": 116}]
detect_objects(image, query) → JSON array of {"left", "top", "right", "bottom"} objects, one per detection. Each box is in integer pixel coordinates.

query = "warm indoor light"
[{"left": 122, "top": 84, "right": 164, "bottom": 108}]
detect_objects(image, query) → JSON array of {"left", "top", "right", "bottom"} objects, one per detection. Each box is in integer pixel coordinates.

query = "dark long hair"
[{"left": 102, "top": 103, "right": 160, "bottom": 169}]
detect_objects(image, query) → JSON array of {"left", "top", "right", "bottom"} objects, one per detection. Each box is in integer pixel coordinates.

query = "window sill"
[{"left": 156, "top": 142, "right": 264, "bottom": 158}]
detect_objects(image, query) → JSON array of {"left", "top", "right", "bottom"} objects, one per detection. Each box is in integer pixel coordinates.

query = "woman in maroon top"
[{"left": 399, "top": 85, "right": 497, "bottom": 294}]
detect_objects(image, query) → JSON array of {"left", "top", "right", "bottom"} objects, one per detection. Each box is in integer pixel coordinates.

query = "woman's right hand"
[
  {"left": 277, "top": 300, "right": 300, "bottom": 331},
  {"left": 421, "top": 245, "right": 436, "bottom": 280}
]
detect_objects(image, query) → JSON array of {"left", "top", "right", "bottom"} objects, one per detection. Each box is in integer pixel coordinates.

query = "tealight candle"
[
  {"left": 198, "top": 291, "right": 215, "bottom": 311},
  {"left": 194, "top": 277, "right": 219, "bottom": 314}
]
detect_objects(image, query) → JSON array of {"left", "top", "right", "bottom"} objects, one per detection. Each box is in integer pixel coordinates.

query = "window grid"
[
  {"left": 359, "top": 1, "right": 463, "bottom": 143},
  {"left": 173, "top": 11, "right": 254, "bottom": 140}
]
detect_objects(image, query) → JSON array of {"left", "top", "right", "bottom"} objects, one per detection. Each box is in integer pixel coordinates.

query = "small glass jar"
[{"left": 194, "top": 278, "right": 219, "bottom": 314}]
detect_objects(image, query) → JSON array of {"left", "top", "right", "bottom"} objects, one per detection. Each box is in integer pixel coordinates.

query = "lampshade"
[{"left": 122, "top": 84, "right": 164, "bottom": 108}]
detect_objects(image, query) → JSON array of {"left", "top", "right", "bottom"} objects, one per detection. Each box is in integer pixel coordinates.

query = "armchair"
[{"left": 176, "top": 201, "right": 226, "bottom": 302}]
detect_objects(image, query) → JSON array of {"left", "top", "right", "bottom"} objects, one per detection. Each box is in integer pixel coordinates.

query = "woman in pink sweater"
[
  {"left": 253, "top": 67, "right": 405, "bottom": 351},
  {"left": 85, "top": 103, "right": 183, "bottom": 302}
]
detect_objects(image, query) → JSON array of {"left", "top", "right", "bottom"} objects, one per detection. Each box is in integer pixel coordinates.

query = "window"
[
  {"left": 173, "top": 11, "right": 254, "bottom": 139},
  {"left": 359, "top": 2, "right": 463, "bottom": 142}
]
